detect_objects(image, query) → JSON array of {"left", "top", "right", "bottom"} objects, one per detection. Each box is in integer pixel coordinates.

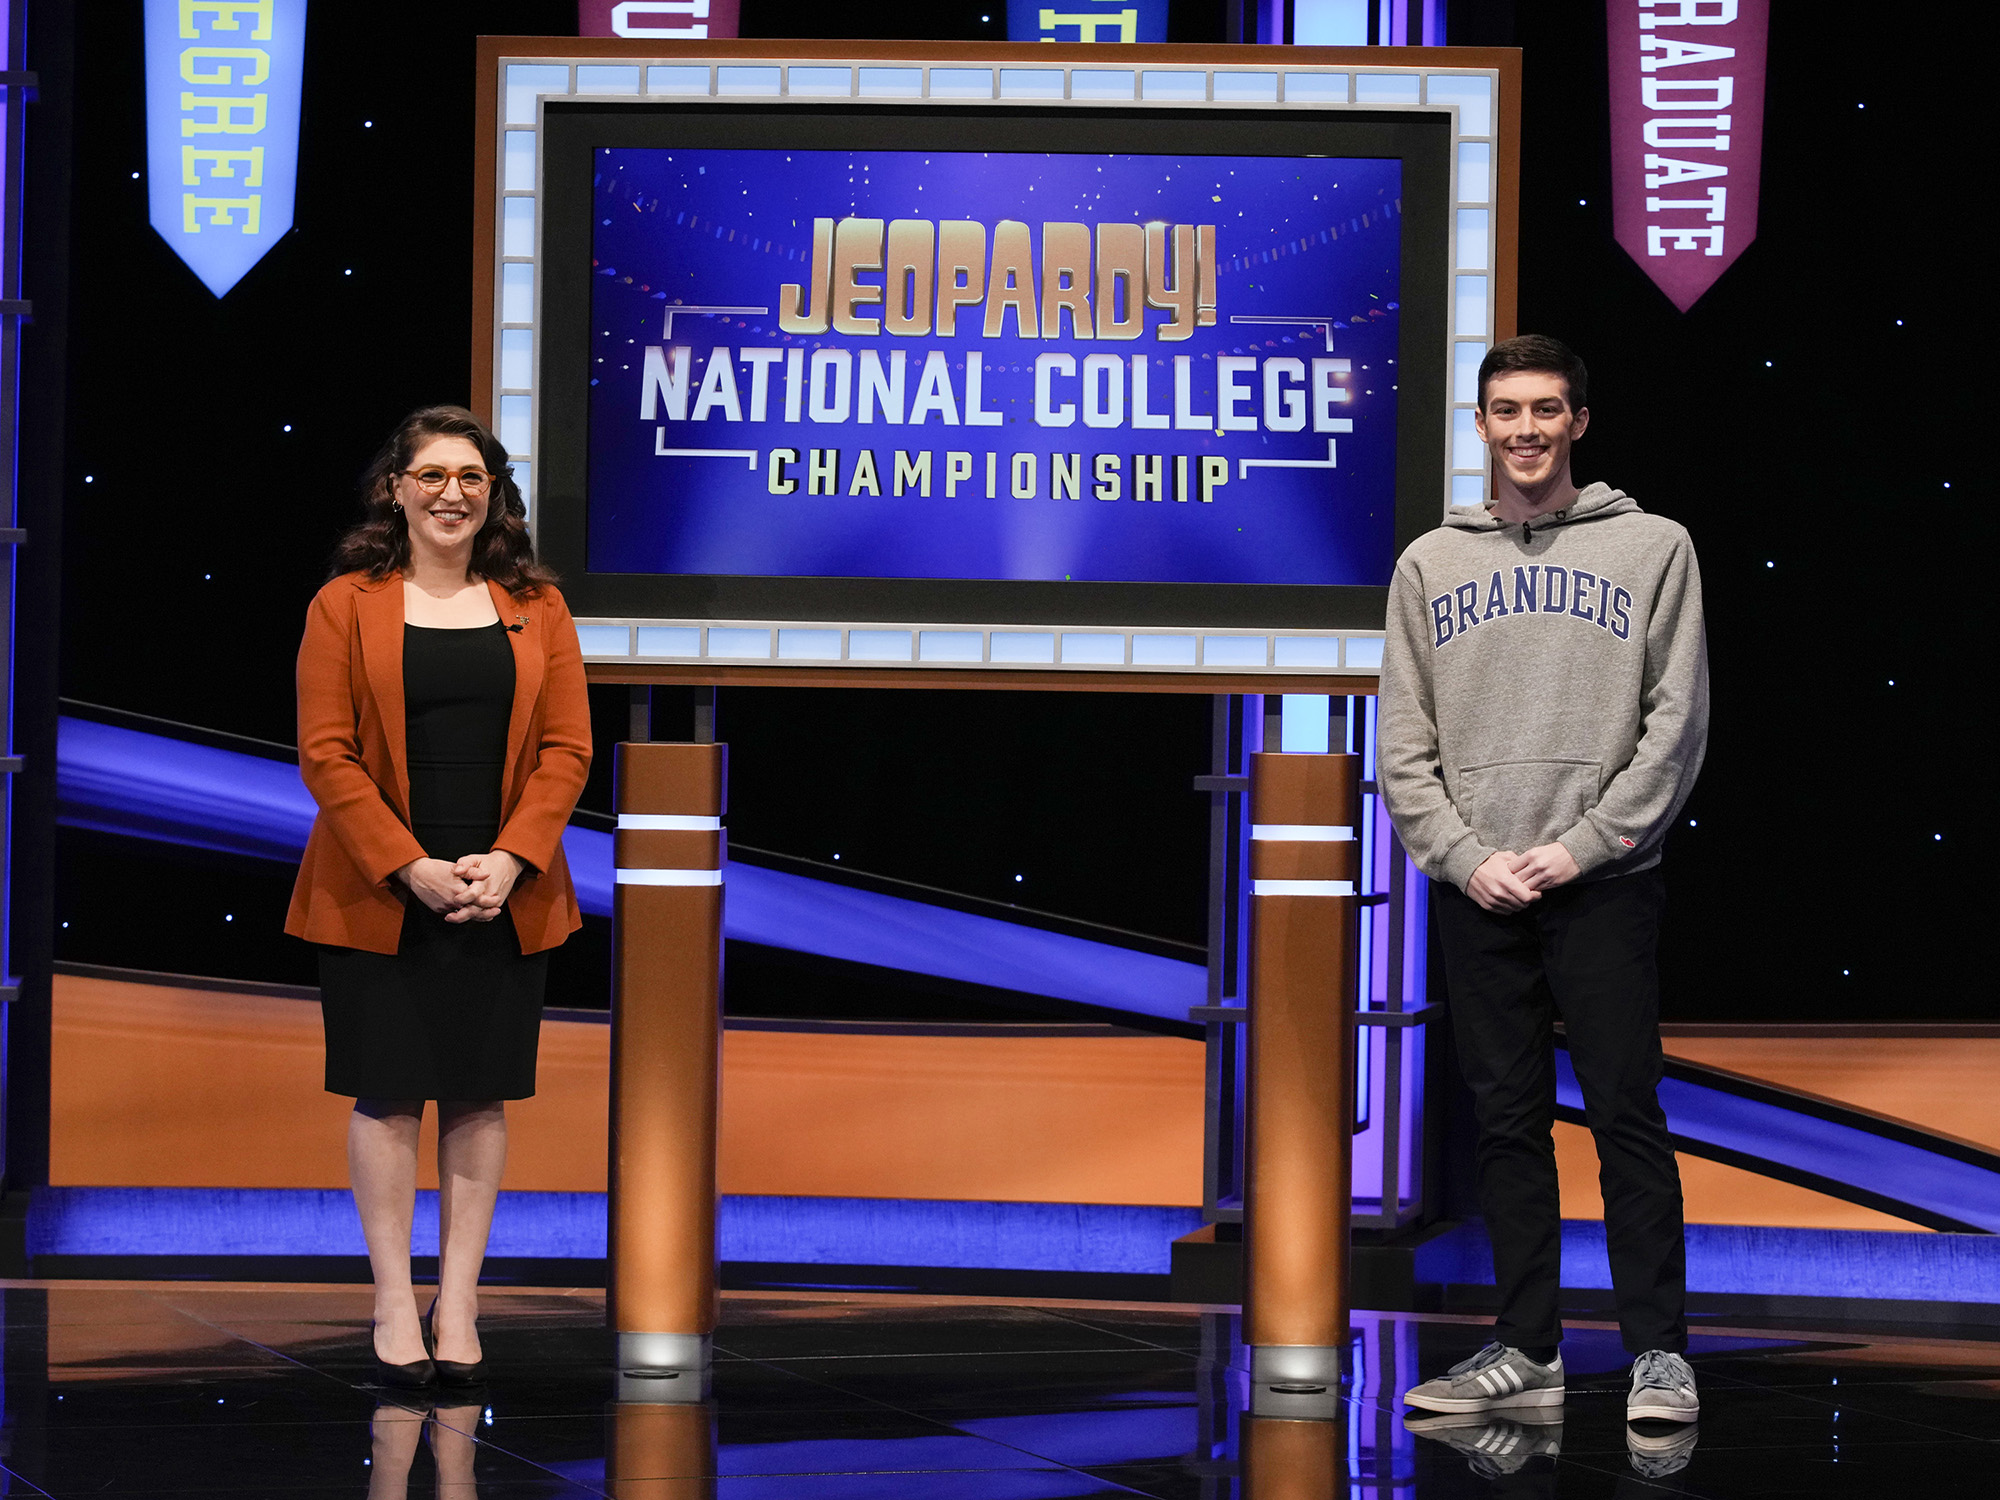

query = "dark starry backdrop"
[{"left": 27, "top": 0, "right": 1983, "bottom": 1020}]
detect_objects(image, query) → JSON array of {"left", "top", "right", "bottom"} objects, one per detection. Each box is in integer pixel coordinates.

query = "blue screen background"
[{"left": 586, "top": 147, "right": 1403, "bottom": 586}]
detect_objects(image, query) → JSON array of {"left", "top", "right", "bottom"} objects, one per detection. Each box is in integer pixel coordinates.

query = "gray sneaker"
[
  {"left": 1627, "top": 1349, "right": 1700, "bottom": 1423},
  {"left": 1403, "top": 1342, "right": 1565, "bottom": 1413},
  {"left": 1406, "top": 1410, "right": 1563, "bottom": 1478}
]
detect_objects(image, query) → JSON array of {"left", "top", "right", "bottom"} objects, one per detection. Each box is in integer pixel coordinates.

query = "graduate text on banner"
[{"left": 1607, "top": 0, "right": 1768, "bottom": 312}]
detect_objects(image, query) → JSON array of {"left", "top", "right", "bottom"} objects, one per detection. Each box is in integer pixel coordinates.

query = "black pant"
[{"left": 1434, "top": 867, "right": 1686, "bottom": 1355}]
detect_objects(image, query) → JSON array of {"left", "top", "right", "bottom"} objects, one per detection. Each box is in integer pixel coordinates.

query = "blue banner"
[
  {"left": 1006, "top": 0, "right": 1167, "bottom": 44},
  {"left": 144, "top": 0, "right": 307, "bottom": 297}
]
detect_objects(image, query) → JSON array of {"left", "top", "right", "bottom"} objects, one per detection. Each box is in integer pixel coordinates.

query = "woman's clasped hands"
[{"left": 397, "top": 849, "right": 525, "bottom": 922}]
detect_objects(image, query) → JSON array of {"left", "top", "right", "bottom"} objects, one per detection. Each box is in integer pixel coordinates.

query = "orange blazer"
[{"left": 285, "top": 571, "right": 593, "bottom": 956}]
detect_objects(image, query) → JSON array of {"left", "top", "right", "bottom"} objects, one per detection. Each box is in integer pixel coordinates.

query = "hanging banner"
[
  {"left": 1606, "top": 0, "right": 1767, "bottom": 311},
  {"left": 144, "top": 0, "right": 307, "bottom": 298},
  {"left": 1007, "top": 0, "right": 1167, "bottom": 44},
  {"left": 580, "top": 1, "right": 740, "bottom": 38}
]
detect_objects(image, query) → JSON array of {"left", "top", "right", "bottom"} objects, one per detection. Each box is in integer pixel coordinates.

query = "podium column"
[
  {"left": 1243, "top": 749, "right": 1360, "bottom": 1385},
  {"left": 606, "top": 1399, "right": 716, "bottom": 1497},
  {"left": 610, "top": 741, "right": 726, "bottom": 1373},
  {"left": 1241, "top": 1408, "right": 1345, "bottom": 1498}
]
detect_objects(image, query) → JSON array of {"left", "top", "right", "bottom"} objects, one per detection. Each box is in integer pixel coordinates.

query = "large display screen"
[
  {"left": 535, "top": 104, "right": 1450, "bottom": 630},
  {"left": 585, "top": 148, "right": 1403, "bottom": 588}
]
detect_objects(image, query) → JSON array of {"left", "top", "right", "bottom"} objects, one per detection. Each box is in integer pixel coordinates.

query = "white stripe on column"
[
  {"left": 616, "top": 814, "right": 723, "bottom": 830},
  {"left": 1249, "top": 879, "right": 1356, "bottom": 897},
  {"left": 614, "top": 869, "right": 723, "bottom": 886},
  {"left": 1250, "top": 824, "right": 1356, "bottom": 841}
]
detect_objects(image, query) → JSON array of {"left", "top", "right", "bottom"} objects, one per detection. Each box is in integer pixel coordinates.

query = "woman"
[{"left": 288, "top": 406, "right": 591, "bottom": 1388}]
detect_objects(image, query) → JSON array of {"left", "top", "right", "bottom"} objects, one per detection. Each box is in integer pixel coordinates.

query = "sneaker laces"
[
  {"left": 1446, "top": 1342, "right": 1516, "bottom": 1377},
  {"left": 1631, "top": 1350, "right": 1690, "bottom": 1390}
]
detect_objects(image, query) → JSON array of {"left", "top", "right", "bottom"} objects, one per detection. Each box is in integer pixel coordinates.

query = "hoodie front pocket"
[{"left": 1455, "top": 759, "right": 1602, "bottom": 854}]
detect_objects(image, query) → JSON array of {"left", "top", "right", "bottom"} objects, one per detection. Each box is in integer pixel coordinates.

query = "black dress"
[{"left": 318, "top": 623, "right": 548, "bottom": 1100}]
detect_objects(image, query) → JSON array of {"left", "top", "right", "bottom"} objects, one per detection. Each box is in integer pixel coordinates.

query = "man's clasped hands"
[{"left": 1467, "top": 843, "right": 1581, "bottom": 913}]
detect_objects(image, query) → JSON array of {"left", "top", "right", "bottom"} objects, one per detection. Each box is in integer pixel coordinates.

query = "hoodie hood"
[{"left": 1442, "top": 481, "right": 1641, "bottom": 532}]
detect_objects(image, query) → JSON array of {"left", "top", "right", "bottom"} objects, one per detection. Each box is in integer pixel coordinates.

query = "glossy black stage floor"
[{"left": 0, "top": 1281, "right": 1993, "bottom": 1496}]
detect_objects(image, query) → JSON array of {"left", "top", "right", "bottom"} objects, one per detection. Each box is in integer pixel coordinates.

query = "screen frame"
[
  {"left": 474, "top": 39, "right": 1522, "bottom": 684},
  {"left": 540, "top": 103, "right": 1443, "bottom": 628}
]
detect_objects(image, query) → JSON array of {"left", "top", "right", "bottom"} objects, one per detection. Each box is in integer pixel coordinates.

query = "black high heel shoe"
[
  {"left": 423, "top": 1301, "right": 488, "bottom": 1388},
  {"left": 372, "top": 1323, "right": 436, "bottom": 1390}
]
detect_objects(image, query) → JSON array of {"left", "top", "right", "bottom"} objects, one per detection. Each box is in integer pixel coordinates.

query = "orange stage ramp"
[{"left": 50, "top": 970, "right": 1995, "bottom": 1233}]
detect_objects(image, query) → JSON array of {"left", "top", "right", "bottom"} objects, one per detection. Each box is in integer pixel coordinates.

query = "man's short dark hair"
[{"left": 1477, "top": 335, "right": 1588, "bottom": 414}]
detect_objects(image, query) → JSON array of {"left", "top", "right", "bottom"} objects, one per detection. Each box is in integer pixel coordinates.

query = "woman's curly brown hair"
[{"left": 330, "top": 405, "right": 557, "bottom": 595}]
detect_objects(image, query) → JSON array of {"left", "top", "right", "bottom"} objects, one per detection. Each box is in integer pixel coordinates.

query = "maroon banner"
[
  {"left": 579, "top": 1, "right": 740, "bottom": 38},
  {"left": 1607, "top": 0, "right": 1768, "bottom": 311}
]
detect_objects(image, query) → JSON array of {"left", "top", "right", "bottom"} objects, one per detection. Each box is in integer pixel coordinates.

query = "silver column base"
[
  {"left": 618, "top": 1331, "right": 712, "bottom": 1371},
  {"left": 1249, "top": 1344, "right": 1345, "bottom": 1386},
  {"left": 615, "top": 1365, "right": 710, "bottom": 1404},
  {"left": 1250, "top": 1379, "right": 1344, "bottom": 1421}
]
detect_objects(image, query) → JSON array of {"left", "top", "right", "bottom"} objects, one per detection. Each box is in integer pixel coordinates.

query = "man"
[{"left": 1379, "top": 335, "right": 1708, "bottom": 1427}]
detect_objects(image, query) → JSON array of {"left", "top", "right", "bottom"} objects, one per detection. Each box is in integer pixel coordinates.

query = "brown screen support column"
[
  {"left": 1243, "top": 749, "right": 1360, "bottom": 1386},
  {"left": 611, "top": 741, "right": 727, "bottom": 1375}
]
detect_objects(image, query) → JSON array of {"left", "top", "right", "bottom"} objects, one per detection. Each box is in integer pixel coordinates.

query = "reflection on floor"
[{"left": 1, "top": 1279, "right": 1995, "bottom": 1496}]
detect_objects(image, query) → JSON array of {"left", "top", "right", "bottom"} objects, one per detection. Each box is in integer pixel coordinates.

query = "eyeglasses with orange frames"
[{"left": 399, "top": 467, "right": 495, "bottom": 498}]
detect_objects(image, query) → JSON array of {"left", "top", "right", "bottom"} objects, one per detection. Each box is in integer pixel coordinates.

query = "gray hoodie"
[{"left": 1377, "top": 482, "right": 1708, "bottom": 893}]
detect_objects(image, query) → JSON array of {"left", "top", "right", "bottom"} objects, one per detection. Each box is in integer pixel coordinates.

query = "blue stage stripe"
[
  {"left": 54, "top": 716, "right": 1204, "bottom": 1024},
  {"left": 717, "top": 864, "right": 1204, "bottom": 1022},
  {"left": 549, "top": 1452, "right": 1159, "bottom": 1498},
  {"left": 26, "top": 1188, "right": 1202, "bottom": 1274},
  {"left": 1554, "top": 1051, "right": 2000, "bottom": 1232},
  {"left": 29, "top": 1187, "right": 371, "bottom": 1258},
  {"left": 56, "top": 719, "right": 318, "bottom": 862},
  {"left": 718, "top": 1196, "right": 1204, "bottom": 1274},
  {"left": 28, "top": 1188, "right": 2000, "bottom": 1302},
  {"left": 1417, "top": 1218, "right": 2000, "bottom": 1304}
]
